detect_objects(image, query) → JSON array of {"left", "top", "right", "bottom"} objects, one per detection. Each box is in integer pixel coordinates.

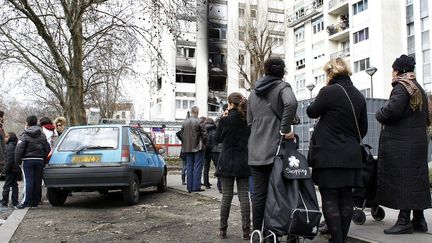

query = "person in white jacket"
[{"left": 39, "top": 117, "right": 58, "bottom": 150}]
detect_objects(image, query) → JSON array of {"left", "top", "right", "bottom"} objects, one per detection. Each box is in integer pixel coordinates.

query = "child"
[{"left": 1, "top": 132, "right": 20, "bottom": 207}]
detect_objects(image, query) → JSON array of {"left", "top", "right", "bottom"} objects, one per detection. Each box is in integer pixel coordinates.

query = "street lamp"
[
  {"left": 306, "top": 83, "right": 316, "bottom": 99},
  {"left": 365, "top": 67, "right": 377, "bottom": 98}
]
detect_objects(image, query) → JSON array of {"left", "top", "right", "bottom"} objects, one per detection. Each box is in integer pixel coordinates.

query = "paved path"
[
  {"left": 0, "top": 175, "right": 431, "bottom": 243},
  {"left": 0, "top": 180, "right": 26, "bottom": 243},
  {"left": 167, "top": 174, "right": 432, "bottom": 243}
]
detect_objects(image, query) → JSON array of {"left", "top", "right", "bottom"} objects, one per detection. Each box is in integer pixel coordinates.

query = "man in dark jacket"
[
  {"left": 0, "top": 111, "right": 5, "bottom": 175},
  {"left": 1, "top": 132, "right": 19, "bottom": 207},
  {"left": 180, "top": 106, "right": 207, "bottom": 193},
  {"left": 247, "top": 57, "right": 298, "bottom": 231},
  {"left": 15, "top": 115, "right": 49, "bottom": 209}
]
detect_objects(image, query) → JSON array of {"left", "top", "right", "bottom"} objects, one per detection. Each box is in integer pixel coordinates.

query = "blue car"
[{"left": 43, "top": 124, "right": 167, "bottom": 206}]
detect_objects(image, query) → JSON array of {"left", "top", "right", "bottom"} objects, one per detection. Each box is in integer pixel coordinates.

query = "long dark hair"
[{"left": 228, "top": 92, "right": 247, "bottom": 120}]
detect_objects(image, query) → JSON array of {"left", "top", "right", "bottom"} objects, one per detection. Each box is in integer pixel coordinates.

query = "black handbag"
[{"left": 264, "top": 138, "right": 321, "bottom": 239}]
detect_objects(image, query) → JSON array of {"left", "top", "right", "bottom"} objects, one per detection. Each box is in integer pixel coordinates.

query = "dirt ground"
[{"left": 10, "top": 188, "right": 330, "bottom": 243}]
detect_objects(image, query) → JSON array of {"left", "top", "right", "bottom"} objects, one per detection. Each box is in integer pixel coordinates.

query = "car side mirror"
[{"left": 158, "top": 148, "right": 166, "bottom": 155}]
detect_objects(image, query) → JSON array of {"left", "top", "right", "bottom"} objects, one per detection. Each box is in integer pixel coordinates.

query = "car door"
[
  {"left": 129, "top": 128, "right": 151, "bottom": 185},
  {"left": 139, "top": 131, "right": 164, "bottom": 184}
]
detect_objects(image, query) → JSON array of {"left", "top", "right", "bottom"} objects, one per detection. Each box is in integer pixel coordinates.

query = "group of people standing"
[
  {"left": 180, "top": 54, "right": 431, "bottom": 243},
  {"left": 0, "top": 114, "right": 67, "bottom": 209}
]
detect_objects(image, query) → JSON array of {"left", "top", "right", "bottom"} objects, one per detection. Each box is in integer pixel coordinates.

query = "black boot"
[
  {"left": 1, "top": 191, "right": 9, "bottom": 206},
  {"left": 384, "top": 210, "right": 413, "bottom": 234},
  {"left": 181, "top": 174, "right": 186, "bottom": 185},
  {"left": 412, "top": 210, "right": 428, "bottom": 233}
]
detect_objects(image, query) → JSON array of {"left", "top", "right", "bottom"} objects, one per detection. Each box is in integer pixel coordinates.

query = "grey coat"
[
  {"left": 247, "top": 76, "right": 298, "bottom": 166},
  {"left": 180, "top": 117, "right": 207, "bottom": 153},
  {"left": 376, "top": 81, "right": 431, "bottom": 210}
]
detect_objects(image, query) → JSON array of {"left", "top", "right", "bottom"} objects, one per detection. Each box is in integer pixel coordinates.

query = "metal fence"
[{"left": 293, "top": 98, "right": 388, "bottom": 157}]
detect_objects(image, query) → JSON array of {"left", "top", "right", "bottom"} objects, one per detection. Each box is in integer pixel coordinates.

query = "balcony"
[
  {"left": 328, "top": 0, "right": 349, "bottom": 15},
  {"left": 327, "top": 21, "right": 349, "bottom": 41},
  {"left": 330, "top": 48, "right": 350, "bottom": 59},
  {"left": 287, "top": 0, "right": 323, "bottom": 28}
]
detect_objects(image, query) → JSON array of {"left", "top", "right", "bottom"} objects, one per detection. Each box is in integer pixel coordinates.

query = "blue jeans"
[
  {"left": 185, "top": 151, "right": 204, "bottom": 192},
  {"left": 21, "top": 159, "right": 44, "bottom": 207}
]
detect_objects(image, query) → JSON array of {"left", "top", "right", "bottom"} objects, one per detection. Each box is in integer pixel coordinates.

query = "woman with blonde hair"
[
  {"left": 54, "top": 117, "right": 67, "bottom": 136},
  {"left": 215, "top": 92, "right": 251, "bottom": 240},
  {"left": 307, "top": 58, "right": 368, "bottom": 243}
]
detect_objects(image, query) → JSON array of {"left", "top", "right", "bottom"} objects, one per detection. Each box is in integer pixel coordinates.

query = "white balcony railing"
[{"left": 329, "top": 0, "right": 348, "bottom": 10}]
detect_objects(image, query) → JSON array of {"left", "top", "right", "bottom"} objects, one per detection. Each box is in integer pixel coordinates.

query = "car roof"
[
  {"left": 68, "top": 124, "right": 128, "bottom": 129},
  {"left": 68, "top": 124, "right": 147, "bottom": 133}
]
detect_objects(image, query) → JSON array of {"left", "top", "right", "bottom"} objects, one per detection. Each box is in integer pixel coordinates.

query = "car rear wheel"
[
  {"left": 123, "top": 174, "right": 140, "bottom": 205},
  {"left": 47, "top": 188, "right": 68, "bottom": 206},
  {"left": 157, "top": 172, "right": 167, "bottom": 193}
]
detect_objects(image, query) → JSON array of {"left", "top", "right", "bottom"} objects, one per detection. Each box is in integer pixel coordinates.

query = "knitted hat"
[{"left": 392, "top": 54, "right": 416, "bottom": 73}]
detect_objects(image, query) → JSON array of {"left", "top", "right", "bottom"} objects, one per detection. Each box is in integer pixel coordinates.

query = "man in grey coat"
[
  {"left": 180, "top": 106, "right": 207, "bottom": 193},
  {"left": 247, "top": 57, "right": 298, "bottom": 231}
]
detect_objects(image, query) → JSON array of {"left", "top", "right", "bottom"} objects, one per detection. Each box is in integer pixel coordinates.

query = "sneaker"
[{"left": 15, "top": 204, "right": 27, "bottom": 209}]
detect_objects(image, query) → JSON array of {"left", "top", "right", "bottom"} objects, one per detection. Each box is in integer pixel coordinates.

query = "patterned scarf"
[{"left": 392, "top": 72, "right": 432, "bottom": 125}]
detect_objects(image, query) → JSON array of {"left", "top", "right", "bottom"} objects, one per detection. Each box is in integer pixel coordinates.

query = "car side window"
[
  {"left": 141, "top": 133, "right": 156, "bottom": 154},
  {"left": 130, "top": 130, "right": 145, "bottom": 152}
]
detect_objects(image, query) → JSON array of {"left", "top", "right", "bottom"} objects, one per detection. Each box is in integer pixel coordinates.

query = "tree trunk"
[{"left": 68, "top": 15, "right": 86, "bottom": 125}]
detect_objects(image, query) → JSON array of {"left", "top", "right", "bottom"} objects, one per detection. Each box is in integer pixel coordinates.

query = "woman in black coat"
[
  {"left": 215, "top": 92, "right": 251, "bottom": 240},
  {"left": 307, "top": 58, "right": 367, "bottom": 243},
  {"left": 376, "top": 55, "right": 431, "bottom": 234}
]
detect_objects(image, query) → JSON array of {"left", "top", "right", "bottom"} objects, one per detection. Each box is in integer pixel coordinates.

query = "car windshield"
[{"left": 58, "top": 127, "right": 119, "bottom": 151}]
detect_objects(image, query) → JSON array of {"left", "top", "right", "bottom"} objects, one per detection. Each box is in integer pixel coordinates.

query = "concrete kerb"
[{"left": 0, "top": 207, "right": 29, "bottom": 243}]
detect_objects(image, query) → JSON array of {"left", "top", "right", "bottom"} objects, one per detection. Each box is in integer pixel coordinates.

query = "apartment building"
[
  {"left": 406, "top": 0, "right": 432, "bottom": 90},
  {"left": 286, "top": 0, "right": 406, "bottom": 101},
  {"left": 148, "top": 0, "right": 228, "bottom": 121},
  {"left": 149, "top": 0, "right": 428, "bottom": 121},
  {"left": 149, "top": 0, "right": 287, "bottom": 121}
]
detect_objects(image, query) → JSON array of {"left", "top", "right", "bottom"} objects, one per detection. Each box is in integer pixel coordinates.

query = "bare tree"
[
  {"left": 0, "top": 0, "right": 196, "bottom": 125},
  {"left": 233, "top": 4, "right": 285, "bottom": 90}
]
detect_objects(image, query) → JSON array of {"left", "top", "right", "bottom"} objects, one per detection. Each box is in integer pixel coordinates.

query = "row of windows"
[
  {"left": 354, "top": 57, "right": 370, "bottom": 73},
  {"left": 353, "top": 0, "right": 368, "bottom": 15},
  {"left": 353, "top": 28, "right": 369, "bottom": 44},
  {"left": 312, "top": 16, "right": 324, "bottom": 34},
  {"left": 175, "top": 99, "right": 195, "bottom": 110},
  {"left": 177, "top": 47, "right": 195, "bottom": 58}
]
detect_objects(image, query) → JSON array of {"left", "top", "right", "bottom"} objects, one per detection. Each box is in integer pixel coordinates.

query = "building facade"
[
  {"left": 406, "top": 0, "right": 432, "bottom": 91},
  {"left": 286, "top": 0, "right": 408, "bottom": 101},
  {"left": 148, "top": 0, "right": 430, "bottom": 121}
]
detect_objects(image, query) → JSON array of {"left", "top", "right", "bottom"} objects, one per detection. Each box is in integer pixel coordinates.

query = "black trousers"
[
  {"left": 2, "top": 172, "right": 19, "bottom": 205},
  {"left": 22, "top": 159, "right": 44, "bottom": 207},
  {"left": 319, "top": 187, "right": 354, "bottom": 243},
  {"left": 203, "top": 152, "right": 221, "bottom": 190},
  {"left": 250, "top": 164, "right": 274, "bottom": 231}
]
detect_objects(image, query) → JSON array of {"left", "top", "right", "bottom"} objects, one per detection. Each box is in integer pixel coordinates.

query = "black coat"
[
  {"left": 4, "top": 138, "right": 19, "bottom": 174},
  {"left": 376, "top": 81, "right": 431, "bottom": 210},
  {"left": 15, "top": 126, "right": 49, "bottom": 164},
  {"left": 215, "top": 109, "right": 251, "bottom": 178},
  {"left": 307, "top": 75, "right": 368, "bottom": 169}
]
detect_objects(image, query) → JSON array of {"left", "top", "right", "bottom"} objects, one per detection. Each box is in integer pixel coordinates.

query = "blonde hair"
[
  {"left": 323, "top": 58, "right": 352, "bottom": 83},
  {"left": 54, "top": 116, "right": 67, "bottom": 125}
]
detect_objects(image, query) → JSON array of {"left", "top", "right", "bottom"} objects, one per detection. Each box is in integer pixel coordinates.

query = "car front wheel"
[
  {"left": 157, "top": 172, "right": 167, "bottom": 193},
  {"left": 47, "top": 188, "right": 68, "bottom": 206},
  {"left": 123, "top": 174, "right": 140, "bottom": 205}
]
